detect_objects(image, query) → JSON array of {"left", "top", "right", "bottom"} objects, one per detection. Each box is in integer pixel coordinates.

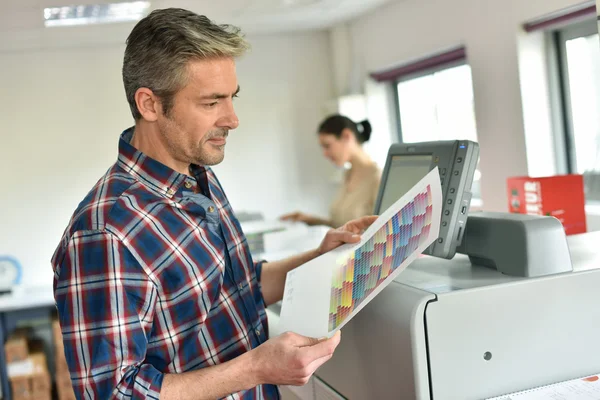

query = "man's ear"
[{"left": 135, "top": 88, "right": 160, "bottom": 122}]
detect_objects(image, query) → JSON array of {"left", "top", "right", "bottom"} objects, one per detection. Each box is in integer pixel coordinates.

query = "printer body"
[{"left": 313, "top": 234, "right": 600, "bottom": 399}]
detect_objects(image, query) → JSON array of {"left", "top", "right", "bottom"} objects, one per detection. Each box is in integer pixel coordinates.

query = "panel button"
[
  {"left": 438, "top": 238, "right": 444, "bottom": 243},
  {"left": 457, "top": 157, "right": 463, "bottom": 163},
  {"left": 447, "top": 199, "right": 453, "bottom": 205},
  {"left": 450, "top": 188, "right": 456, "bottom": 194},
  {"left": 441, "top": 168, "right": 447, "bottom": 175},
  {"left": 444, "top": 210, "right": 450, "bottom": 216},
  {"left": 454, "top": 171, "right": 459, "bottom": 176},
  {"left": 442, "top": 221, "right": 448, "bottom": 227}
]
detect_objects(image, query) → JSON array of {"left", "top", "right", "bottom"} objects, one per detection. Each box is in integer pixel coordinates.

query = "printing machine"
[{"left": 269, "top": 141, "right": 600, "bottom": 399}]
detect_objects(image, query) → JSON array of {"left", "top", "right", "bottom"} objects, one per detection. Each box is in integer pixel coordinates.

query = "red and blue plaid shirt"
[{"left": 51, "top": 128, "right": 279, "bottom": 399}]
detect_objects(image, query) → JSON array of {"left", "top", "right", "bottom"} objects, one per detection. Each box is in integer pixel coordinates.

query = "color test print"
[{"left": 329, "top": 184, "right": 434, "bottom": 331}]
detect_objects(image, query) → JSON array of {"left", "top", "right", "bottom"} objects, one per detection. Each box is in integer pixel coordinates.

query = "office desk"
[{"left": 0, "top": 286, "right": 55, "bottom": 400}]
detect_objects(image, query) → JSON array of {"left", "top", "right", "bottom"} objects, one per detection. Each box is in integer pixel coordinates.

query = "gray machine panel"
[
  {"left": 457, "top": 212, "right": 573, "bottom": 277},
  {"left": 315, "top": 283, "right": 436, "bottom": 400},
  {"left": 426, "top": 269, "right": 600, "bottom": 400},
  {"left": 374, "top": 140, "right": 479, "bottom": 259}
]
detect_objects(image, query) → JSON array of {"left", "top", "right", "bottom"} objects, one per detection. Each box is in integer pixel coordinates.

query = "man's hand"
[
  {"left": 249, "top": 331, "right": 341, "bottom": 386},
  {"left": 317, "top": 215, "right": 378, "bottom": 255},
  {"left": 259, "top": 215, "right": 377, "bottom": 306}
]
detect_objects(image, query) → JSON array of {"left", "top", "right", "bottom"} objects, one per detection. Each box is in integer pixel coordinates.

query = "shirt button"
[
  {"left": 255, "top": 328, "right": 261, "bottom": 337},
  {"left": 166, "top": 188, "right": 175, "bottom": 196},
  {"left": 207, "top": 206, "right": 215, "bottom": 213},
  {"left": 238, "top": 283, "right": 244, "bottom": 290},
  {"left": 184, "top": 181, "right": 192, "bottom": 189}
]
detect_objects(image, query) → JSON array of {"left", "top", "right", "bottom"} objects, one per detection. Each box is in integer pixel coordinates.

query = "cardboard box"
[
  {"left": 30, "top": 353, "right": 51, "bottom": 393},
  {"left": 4, "top": 336, "right": 29, "bottom": 363},
  {"left": 7, "top": 357, "right": 34, "bottom": 400},
  {"left": 32, "top": 393, "right": 52, "bottom": 400},
  {"left": 30, "top": 352, "right": 48, "bottom": 370},
  {"left": 8, "top": 353, "right": 52, "bottom": 399},
  {"left": 10, "top": 374, "right": 31, "bottom": 400},
  {"left": 507, "top": 174, "right": 587, "bottom": 236}
]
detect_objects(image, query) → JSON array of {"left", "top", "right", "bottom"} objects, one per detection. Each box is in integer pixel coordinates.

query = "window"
[
  {"left": 395, "top": 64, "right": 478, "bottom": 143},
  {"left": 555, "top": 20, "right": 600, "bottom": 201},
  {"left": 394, "top": 63, "right": 482, "bottom": 203}
]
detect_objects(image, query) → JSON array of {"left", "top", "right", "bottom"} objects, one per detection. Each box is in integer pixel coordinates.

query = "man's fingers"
[
  {"left": 340, "top": 224, "right": 361, "bottom": 234},
  {"left": 351, "top": 215, "right": 378, "bottom": 231},
  {"left": 326, "top": 230, "right": 361, "bottom": 245},
  {"left": 341, "top": 230, "right": 361, "bottom": 243},
  {"left": 340, "top": 215, "right": 377, "bottom": 234},
  {"left": 298, "top": 331, "right": 341, "bottom": 360},
  {"left": 306, "top": 352, "right": 335, "bottom": 372},
  {"left": 285, "top": 332, "right": 321, "bottom": 347}
]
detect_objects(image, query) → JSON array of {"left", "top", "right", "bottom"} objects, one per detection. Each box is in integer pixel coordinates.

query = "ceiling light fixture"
[{"left": 44, "top": 1, "right": 150, "bottom": 27}]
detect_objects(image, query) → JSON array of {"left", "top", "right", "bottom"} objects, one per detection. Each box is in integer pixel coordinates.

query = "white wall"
[
  {"left": 0, "top": 30, "right": 336, "bottom": 287},
  {"left": 347, "top": 0, "right": 590, "bottom": 212},
  {"left": 213, "top": 32, "right": 338, "bottom": 218}
]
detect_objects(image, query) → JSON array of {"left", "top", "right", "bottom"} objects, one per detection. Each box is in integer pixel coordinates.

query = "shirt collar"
[{"left": 117, "top": 127, "right": 204, "bottom": 199}]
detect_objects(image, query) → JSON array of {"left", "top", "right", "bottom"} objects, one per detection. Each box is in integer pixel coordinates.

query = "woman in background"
[{"left": 281, "top": 115, "right": 382, "bottom": 228}]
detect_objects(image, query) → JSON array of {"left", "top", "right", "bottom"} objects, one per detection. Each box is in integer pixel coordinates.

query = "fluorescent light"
[{"left": 44, "top": 1, "right": 150, "bottom": 27}]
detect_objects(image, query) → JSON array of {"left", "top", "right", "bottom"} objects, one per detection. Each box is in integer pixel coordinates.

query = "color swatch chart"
[{"left": 329, "top": 185, "right": 434, "bottom": 331}]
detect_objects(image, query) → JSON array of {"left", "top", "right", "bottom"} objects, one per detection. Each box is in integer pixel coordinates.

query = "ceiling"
[{"left": 1, "top": 0, "right": 395, "bottom": 35}]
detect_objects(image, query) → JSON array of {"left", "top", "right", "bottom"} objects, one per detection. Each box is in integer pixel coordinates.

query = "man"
[{"left": 51, "top": 8, "right": 376, "bottom": 400}]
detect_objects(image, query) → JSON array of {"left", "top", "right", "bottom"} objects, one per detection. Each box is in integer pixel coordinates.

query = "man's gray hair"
[{"left": 123, "top": 8, "right": 250, "bottom": 120}]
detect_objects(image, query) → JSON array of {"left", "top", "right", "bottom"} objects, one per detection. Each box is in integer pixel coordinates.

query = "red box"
[{"left": 507, "top": 174, "right": 587, "bottom": 235}]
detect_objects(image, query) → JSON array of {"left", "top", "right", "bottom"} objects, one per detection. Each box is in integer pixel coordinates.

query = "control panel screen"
[{"left": 378, "top": 154, "right": 433, "bottom": 213}]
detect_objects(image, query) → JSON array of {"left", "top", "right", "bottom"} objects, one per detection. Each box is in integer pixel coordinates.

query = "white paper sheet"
[
  {"left": 486, "top": 375, "right": 600, "bottom": 400},
  {"left": 263, "top": 225, "right": 330, "bottom": 255},
  {"left": 278, "top": 168, "right": 442, "bottom": 338},
  {"left": 240, "top": 220, "right": 290, "bottom": 236},
  {"left": 7, "top": 359, "right": 34, "bottom": 377}
]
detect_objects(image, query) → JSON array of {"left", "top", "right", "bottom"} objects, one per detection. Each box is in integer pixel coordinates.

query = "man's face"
[{"left": 157, "top": 57, "right": 239, "bottom": 166}]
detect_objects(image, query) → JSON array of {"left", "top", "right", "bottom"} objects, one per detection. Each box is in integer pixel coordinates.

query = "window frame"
[
  {"left": 553, "top": 19, "right": 599, "bottom": 174},
  {"left": 392, "top": 59, "right": 468, "bottom": 143}
]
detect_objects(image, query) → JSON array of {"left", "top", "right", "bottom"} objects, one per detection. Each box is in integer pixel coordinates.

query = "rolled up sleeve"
[
  {"left": 254, "top": 260, "right": 265, "bottom": 282},
  {"left": 53, "top": 230, "right": 163, "bottom": 399}
]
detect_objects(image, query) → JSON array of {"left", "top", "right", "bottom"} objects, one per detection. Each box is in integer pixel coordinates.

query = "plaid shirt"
[{"left": 51, "top": 128, "right": 279, "bottom": 399}]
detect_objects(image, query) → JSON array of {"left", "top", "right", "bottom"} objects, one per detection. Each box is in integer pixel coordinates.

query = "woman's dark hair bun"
[{"left": 357, "top": 120, "right": 372, "bottom": 143}]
